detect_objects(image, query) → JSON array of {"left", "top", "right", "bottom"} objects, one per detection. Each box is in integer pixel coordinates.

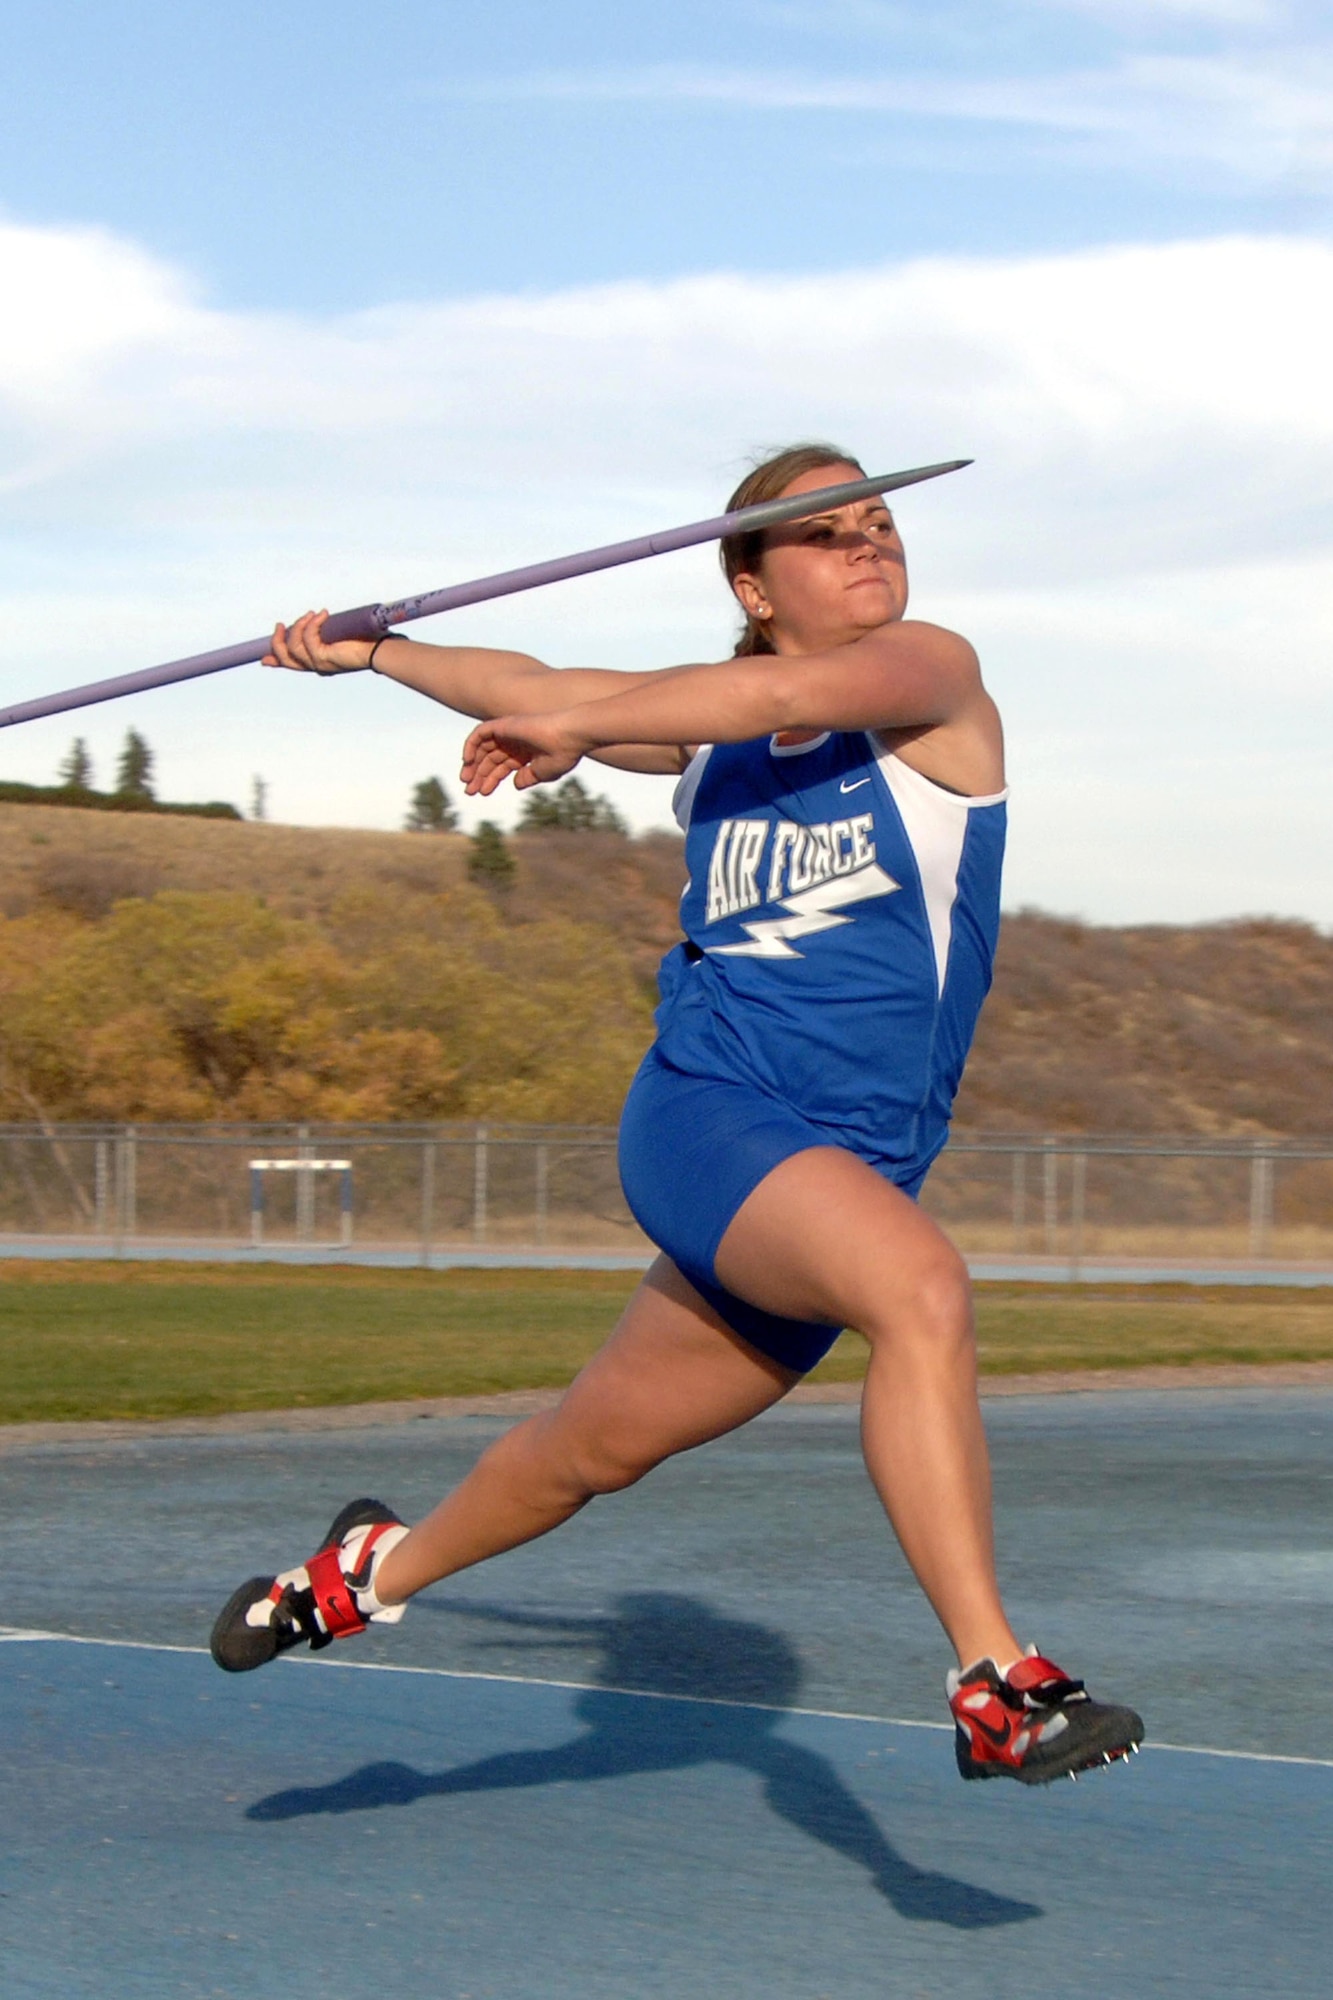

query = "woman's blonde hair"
[{"left": 719, "top": 443, "right": 866, "bottom": 657}]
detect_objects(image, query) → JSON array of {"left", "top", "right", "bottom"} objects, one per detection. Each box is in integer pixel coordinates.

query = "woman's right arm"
[
  {"left": 266, "top": 613, "right": 690, "bottom": 774},
  {"left": 268, "top": 613, "right": 656, "bottom": 720}
]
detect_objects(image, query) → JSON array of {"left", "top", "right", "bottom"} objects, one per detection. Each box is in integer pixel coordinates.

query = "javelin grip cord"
[{"left": 0, "top": 460, "right": 970, "bottom": 731}]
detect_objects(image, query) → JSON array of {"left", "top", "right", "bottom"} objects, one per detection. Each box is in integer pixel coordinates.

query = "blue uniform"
[{"left": 619, "top": 728, "right": 1006, "bottom": 1372}]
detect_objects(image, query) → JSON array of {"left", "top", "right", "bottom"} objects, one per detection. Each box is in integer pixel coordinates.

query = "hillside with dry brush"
[{"left": 0, "top": 801, "right": 1328, "bottom": 1134}]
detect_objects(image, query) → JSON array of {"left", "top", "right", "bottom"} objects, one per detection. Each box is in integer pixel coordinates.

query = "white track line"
[{"left": 3, "top": 1626, "right": 1329, "bottom": 1769}]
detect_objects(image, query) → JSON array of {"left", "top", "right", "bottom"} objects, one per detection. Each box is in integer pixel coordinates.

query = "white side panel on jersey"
[
  {"left": 769, "top": 731, "right": 830, "bottom": 759},
  {"left": 871, "top": 743, "right": 1007, "bottom": 997},
  {"left": 672, "top": 745, "right": 714, "bottom": 833}
]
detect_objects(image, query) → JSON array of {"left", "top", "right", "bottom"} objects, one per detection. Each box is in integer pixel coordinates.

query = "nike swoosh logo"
[
  {"left": 839, "top": 777, "right": 870, "bottom": 794},
  {"left": 967, "top": 1713, "right": 1013, "bottom": 1749}
]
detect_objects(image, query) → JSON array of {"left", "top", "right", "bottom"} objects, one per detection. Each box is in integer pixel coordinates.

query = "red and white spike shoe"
[
  {"left": 210, "top": 1498, "right": 409, "bottom": 1674},
  {"left": 948, "top": 1646, "right": 1144, "bottom": 1784}
]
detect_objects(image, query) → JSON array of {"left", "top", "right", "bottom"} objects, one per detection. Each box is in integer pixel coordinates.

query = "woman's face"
[{"left": 733, "top": 462, "right": 909, "bottom": 655}]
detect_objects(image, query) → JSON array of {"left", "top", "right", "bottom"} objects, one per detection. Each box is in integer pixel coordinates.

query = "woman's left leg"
[{"left": 714, "top": 1146, "right": 1022, "bottom": 1672}]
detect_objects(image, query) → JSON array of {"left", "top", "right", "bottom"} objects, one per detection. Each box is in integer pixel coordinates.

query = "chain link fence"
[{"left": 0, "top": 1123, "right": 1330, "bottom": 1270}]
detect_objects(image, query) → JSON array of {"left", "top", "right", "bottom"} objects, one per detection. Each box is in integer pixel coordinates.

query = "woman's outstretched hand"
[
  {"left": 264, "top": 610, "right": 375, "bottom": 676},
  {"left": 461, "top": 713, "right": 588, "bottom": 795}
]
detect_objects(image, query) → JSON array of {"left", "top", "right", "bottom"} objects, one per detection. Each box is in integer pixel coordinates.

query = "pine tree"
[
  {"left": 114, "top": 729, "right": 155, "bottom": 800},
  {"left": 404, "top": 776, "right": 459, "bottom": 833},
  {"left": 58, "top": 737, "right": 94, "bottom": 790},
  {"left": 517, "top": 776, "right": 627, "bottom": 834},
  {"left": 467, "top": 820, "right": 516, "bottom": 888}
]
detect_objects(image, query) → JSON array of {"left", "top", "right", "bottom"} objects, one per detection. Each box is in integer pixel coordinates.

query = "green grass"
[
  {"left": 0, "top": 1264, "right": 634, "bottom": 1422},
  {"left": 969, "top": 1283, "right": 1333, "bottom": 1376},
  {"left": 0, "top": 1263, "right": 1330, "bottom": 1424}
]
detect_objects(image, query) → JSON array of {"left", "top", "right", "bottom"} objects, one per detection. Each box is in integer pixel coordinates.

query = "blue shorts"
[{"left": 618, "top": 1050, "right": 927, "bottom": 1376}]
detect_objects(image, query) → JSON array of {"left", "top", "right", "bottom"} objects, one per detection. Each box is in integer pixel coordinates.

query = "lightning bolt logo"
[{"left": 709, "top": 863, "right": 899, "bottom": 959}]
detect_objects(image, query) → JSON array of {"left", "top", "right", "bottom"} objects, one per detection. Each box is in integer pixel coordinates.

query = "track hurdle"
[{"left": 249, "top": 1158, "right": 353, "bottom": 1247}]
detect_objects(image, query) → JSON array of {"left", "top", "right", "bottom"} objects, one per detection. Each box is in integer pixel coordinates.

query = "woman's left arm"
[{"left": 462, "top": 622, "right": 980, "bottom": 794}]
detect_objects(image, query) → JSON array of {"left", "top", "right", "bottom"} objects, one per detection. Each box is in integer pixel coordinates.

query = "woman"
[{"left": 212, "top": 445, "right": 1142, "bottom": 1785}]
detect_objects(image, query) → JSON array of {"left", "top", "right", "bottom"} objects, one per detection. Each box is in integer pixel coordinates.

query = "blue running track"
[{"left": 3, "top": 1390, "right": 1330, "bottom": 1997}]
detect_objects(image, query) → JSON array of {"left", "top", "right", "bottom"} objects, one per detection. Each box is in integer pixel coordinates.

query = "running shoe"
[
  {"left": 210, "top": 1498, "right": 408, "bottom": 1673},
  {"left": 948, "top": 1647, "right": 1144, "bottom": 1783}
]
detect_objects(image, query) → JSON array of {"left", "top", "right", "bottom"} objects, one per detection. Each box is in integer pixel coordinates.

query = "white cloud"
[
  {"left": 0, "top": 218, "right": 1330, "bottom": 922},
  {"left": 422, "top": 45, "right": 1333, "bottom": 188},
  {"left": 1041, "top": 1, "right": 1282, "bottom": 24},
  {"left": 766, "top": 0, "right": 1286, "bottom": 26}
]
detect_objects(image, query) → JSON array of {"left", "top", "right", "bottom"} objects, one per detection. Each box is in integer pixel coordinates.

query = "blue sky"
[
  {"left": 6, "top": 1, "right": 1327, "bottom": 302},
  {"left": 2, "top": 1, "right": 1331, "bottom": 921}
]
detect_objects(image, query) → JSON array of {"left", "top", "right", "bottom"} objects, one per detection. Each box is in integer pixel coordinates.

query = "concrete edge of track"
[
  {"left": 3, "top": 1363, "right": 1331, "bottom": 1452},
  {"left": 2, "top": 1237, "right": 1333, "bottom": 1287},
  {"left": 4, "top": 1627, "right": 1330, "bottom": 1770}
]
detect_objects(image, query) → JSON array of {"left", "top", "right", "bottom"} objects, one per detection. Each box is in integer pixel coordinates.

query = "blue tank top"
[{"left": 653, "top": 730, "right": 1007, "bottom": 1175}]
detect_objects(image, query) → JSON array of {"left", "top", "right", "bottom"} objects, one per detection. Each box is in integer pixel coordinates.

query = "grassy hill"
[
  {"left": 0, "top": 801, "right": 1329, "bottom": 1135},
  {"left": 0, "top": 801, "right": 470, "bottom": 924},
  {"left": 0, "top": 802, "right": 683, "bottom": 972},
  {"left": 960, "top": 910, "right": 1333, "bottom": 1137}
]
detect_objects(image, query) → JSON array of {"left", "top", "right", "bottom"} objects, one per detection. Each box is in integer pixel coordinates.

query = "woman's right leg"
[{"left": 372, "top": 1256, "right": 797, "bottom": 1604}]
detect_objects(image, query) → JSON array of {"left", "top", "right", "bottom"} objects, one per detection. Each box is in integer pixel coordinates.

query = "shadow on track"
[{"left": 249, "top": 1593, "right": 1040, "bottom": 1931}]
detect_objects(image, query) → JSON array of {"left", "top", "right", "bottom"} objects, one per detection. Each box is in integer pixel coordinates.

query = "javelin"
[{"left": 0, "top": 459, "right": 970, "bottom": 732}]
